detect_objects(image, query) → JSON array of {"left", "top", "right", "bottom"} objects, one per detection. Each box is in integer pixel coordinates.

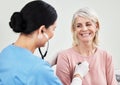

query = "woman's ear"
[
  {"left": 37, "top": 25, "right": 46, "bottom": 40},
  {"left": 95, "top": 22, "right": 99, "bottom": 32},
  {"left": 96, "top": 22, "right": 99, "bottom": 30},
  {"left": 38, "top": 25, "right": 46, "bottom": 34}
]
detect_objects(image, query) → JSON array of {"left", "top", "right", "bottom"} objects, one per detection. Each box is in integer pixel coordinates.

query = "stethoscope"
[{"left": 38, "top": 41, "right": 49, "bottom": 59}]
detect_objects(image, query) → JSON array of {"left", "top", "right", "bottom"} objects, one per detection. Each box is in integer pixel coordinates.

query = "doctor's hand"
[
  {"left": 71, "top": 61, "right": 89, "bottom": 85},
  {"left": 74, "top": 61, "right": 89, "bottom": 79}
]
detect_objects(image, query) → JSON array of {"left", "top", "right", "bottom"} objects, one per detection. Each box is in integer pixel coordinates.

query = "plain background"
[{"left": 0, "top": 0, "right": 120, "bottom": 70}]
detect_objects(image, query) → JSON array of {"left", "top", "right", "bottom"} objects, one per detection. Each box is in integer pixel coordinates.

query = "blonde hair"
[{"left": 71, "top": 7, "right": 100, "bottom": 46}]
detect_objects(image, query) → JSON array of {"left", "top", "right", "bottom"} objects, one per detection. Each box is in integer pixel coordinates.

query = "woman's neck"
[
  {"left": 14, "top": 34, "right": 36, "bottom": 53},
  {"left": 75, "top": 43, "right": 96, "bottom": 57}
]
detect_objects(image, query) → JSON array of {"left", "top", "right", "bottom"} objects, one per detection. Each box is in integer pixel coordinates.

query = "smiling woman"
[
  {"left": 71, "top": 7, "right": 99, "bottom": 48},
  {"left": 56, "top": 7, "right": 118, "bottom": 85}
]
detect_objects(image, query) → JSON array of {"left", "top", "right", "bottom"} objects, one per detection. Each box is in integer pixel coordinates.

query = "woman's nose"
[{"left": 82, "top": 26, "right": 88, "bottom": 31}]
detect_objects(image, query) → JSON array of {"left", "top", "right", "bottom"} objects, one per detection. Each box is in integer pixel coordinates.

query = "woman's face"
[
  {"left": 46, "top": 21, "right": 56, "bottom": 39},
  {"left": 74, "top": 16, "right": 98, "bottom": 43},
  {"left": 36, "top": 21, "right": 57, "bottom": 48}
]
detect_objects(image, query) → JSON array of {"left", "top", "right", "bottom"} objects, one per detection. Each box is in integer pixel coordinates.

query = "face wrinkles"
[{"left": 74, "top": 16, "right": 97, "bottom": 42}]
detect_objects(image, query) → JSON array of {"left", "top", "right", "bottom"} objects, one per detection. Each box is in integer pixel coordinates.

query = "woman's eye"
[
  {"left": 86, "top": 23, "right": 92, "bottom": 26},
  {"left": 77, "top": 25, "right": 80, "bottom": 27},
  {"left": 76, "top": 24, "right": 82, "bottom": 28}
]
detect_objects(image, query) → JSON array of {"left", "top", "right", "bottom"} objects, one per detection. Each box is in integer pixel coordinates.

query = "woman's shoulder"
[
  {"left": 58, "top": 47, "right": 74, "bottom": 54},
  {"left": 56, "top": 47, "right": 75, "bottom": 60},
  {"left": 96, "top": 47, "right": 112, "bottom": 58}
]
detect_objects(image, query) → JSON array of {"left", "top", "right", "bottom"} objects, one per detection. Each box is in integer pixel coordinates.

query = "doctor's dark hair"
[{"left": 9, "top": 0, "right": 57, "bottom": 34}]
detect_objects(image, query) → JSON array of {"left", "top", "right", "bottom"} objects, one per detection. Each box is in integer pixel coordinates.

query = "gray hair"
[{"left": 71, "top": 7, "right": 100, "bottom": 46}]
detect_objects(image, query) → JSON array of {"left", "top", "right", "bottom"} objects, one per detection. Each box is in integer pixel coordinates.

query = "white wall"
[{"left": 0, "top": 0, "right": 120, "bottom": 69}]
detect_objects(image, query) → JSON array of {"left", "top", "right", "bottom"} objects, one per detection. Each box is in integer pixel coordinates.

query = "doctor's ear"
[
  {"left": 38, "top": 25, "right": 46, "bottom": 33},
  {"left": 41, "top": 30, "right": 44, "bottom": 33}
]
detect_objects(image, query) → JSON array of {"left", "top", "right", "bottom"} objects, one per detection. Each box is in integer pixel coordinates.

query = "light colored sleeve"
[
  {"left": 106, "top": 54, "right": 118, "bottom": 85},
  {"left": 70, "top": 77, "right": 82, "bottom": 85},
  {"left": 56, "top": 53, "right": 72, "bottom": 85}
]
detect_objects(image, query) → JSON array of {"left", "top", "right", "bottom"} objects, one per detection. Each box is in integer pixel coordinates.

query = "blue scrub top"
[{"left": 0, "top": 45, "right": 62, "bottom": 85}]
